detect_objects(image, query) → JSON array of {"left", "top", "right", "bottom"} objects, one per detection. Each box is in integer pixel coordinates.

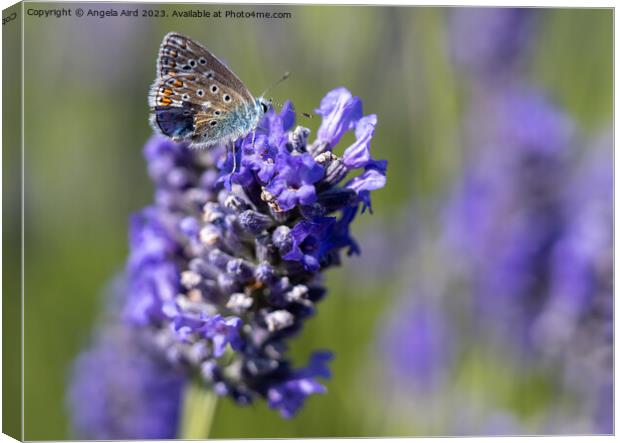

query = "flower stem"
[{"left": 179, "top": 381, "right": 218, "bottom": 439}]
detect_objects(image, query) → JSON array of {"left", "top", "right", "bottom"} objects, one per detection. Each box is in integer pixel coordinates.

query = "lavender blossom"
[
  {"left": 124, "top": 88, "right": 386, "bottom": 418},
  {"left": 449, "top": 8, "right": 536, "bottom": 78},
  {"left": 535, "top": 143, "right": 612, "bottom": 356},
  {"left": 444, "top": 84, "right": 612, "bottom": 432},
  {"left": 373, "top": 288, "right": 528, "bottom": 436},
  {"left": 444, "top": 87, "right": 575, "bottom": 351},
  {"left": 540, "top": 139, "right": 613, "bottom": 434},
  {"left": 67, "top": 322, "right": 185, "bottom": 439},
  {"left": 379, "top": 293, "right": 456, "bottom": 394}
]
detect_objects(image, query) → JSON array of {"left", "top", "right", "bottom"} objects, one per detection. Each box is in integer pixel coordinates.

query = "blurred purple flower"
[
  {"left": 444, "top": 81, "right": 612, "bottom": 432},
  {"left": 124, "top": 88, "right": 387, "bottom": 418},
  {"left": 379, "top": 293, "right": 456, "bottom": 394},
  {"left": 540, "top": 137, "right": 613, "bottom": 434},
  {"left": 449, "top": 7, "right": 537, "bottom": 78},
  {"left": 444, "top": 87, "right": 575, "bottom": 350},
  {"left": 67, "top": 322, "right": 185, "bottom": 439},
  {"left": 535, "top": 142, "right": 612, "bottom": 354}
]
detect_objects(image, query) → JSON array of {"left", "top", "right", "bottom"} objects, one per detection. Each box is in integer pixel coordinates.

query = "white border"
[{"left": 0, "top": 2, "right": 615, "bottom": 443}]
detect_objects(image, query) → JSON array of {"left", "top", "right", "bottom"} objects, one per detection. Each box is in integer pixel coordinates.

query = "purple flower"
[
  {"left": 265, "top": 152, "right": 324, "bottom": 211},
  {"left": 123, "top": 88, "right": 387, "bottom": 417},
  {"left": 241, "top": 136, "right": 279, "bottom": 183},
  {"left": 443, "top": 87, "right": 576, "bottom": 350},
  {"left": 444, "top": 80, "right": 612, "bottom": 432},
  {"left": 449, "top": 8, "right": 537, "bottom": 78},
  {"left": 127, "top": 207, "right": 179, "bottom": 271},
  {"left": 267, "top": 351, "right": 332, "bottom": 418},
  {"left": 342, "top": 114, "right": 377, "bottom": 169},
  {"left": 67, "top": 322, "right": 185, "bottom": 439},
  {"left": 315, "top": 87, "right": 363, "bottom": 146},
  {"left": 278, "top": 218, "right": 335, "bottom": 271},
  {"left": 379, "top": 294, "right": 456, "bottom": 394},
  {"left": 346, "top": 168, "right": 387, "bottom": 197},
  {"left": 483, "top": 88, "right": 574, "bottom": 157},
  {"left": 220, "top": 91, "right": 385, "bottom": 216},
  {"left": 165, "top": 304, "right": 242, "bottom": 358},
  {"left": 126, "top": 260, "right": 179, "bottom": 326},
  {"left": 545, "top": 144, "right": 613, "bottom": 336},
  {"left": 125, "top": 208, "right": 181, "bottom": 326},
  {"left": 539, "top": 138, "right": 613, "bottom": 434}
]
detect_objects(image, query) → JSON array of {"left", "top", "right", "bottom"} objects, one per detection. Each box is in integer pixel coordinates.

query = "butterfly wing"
[
  {"left": 157, "top": 33, "right": 255, "bottom": 101},
  {"left": 149, "top": 32, "right": 260, "bottom": 147},
  {"left": 150, "top": 72, "right": 260, "bottom": 146}
]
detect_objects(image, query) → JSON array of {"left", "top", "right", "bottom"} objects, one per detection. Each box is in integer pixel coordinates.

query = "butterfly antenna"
[
  {"left": 261, "top": 71, "right": 290, "bottom": 97},
  {"left": 262, "top": 73, "right": 313, "bottom": 118},
  {"left": 269, "top": 98, "right": 282, "bottom": 109},
  {"left": 268, "top": 97, "right": 313, "bottom": 118}
]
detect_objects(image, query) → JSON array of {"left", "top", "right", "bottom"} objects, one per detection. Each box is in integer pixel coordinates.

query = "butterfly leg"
[{"left": 229, "top": 140, "right": 238, "bottom": 174}]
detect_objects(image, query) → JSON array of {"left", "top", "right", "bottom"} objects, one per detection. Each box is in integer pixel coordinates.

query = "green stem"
[{"left": 179, "top": 381, "right": 218, "bottom": 439}]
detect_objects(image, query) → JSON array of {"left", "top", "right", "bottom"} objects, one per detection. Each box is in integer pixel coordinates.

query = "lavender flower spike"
[
  {"left": 67, "top": 323, "right": 185, "bottom": 439},
  {"left": 124, "top": 87, "right": 387, "bottom": 418},
  {"left": 449, "top": 8, "right": 536, "bottom": 78}
]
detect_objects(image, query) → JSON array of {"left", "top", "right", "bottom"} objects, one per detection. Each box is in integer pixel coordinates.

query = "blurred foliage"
[{"left": 15, "top": 4, "right": 612, "bottom": 439}]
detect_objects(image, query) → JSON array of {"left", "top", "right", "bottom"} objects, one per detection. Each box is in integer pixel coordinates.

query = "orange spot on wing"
[{"left": 173, "top": 79, "right": 183, "bottom": 87}]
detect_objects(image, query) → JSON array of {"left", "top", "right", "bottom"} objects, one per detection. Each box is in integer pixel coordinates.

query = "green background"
[{"left": 13, "top": 4, "right": 613, "bottom": 439}]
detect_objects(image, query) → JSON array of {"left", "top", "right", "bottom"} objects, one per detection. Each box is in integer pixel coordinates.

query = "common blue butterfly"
[{"left": 148, "top": 32, "right": 270, "bottom": 148}]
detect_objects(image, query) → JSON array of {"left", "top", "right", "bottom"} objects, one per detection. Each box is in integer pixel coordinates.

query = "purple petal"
[
  {"left": 346, "top": 169, "right": 387, "bottom": 193},
  {"left": 280, "top": 101, "right": 296, "bottom": 131},
  {"left": 316, "top": 88, "right": 363, "bottom": 146},
  {"left": 296, "top": 184, "right": 318, "bottom": 206},
  {"left": 343, "top": 114, "right": 377, "bottom": 169}
]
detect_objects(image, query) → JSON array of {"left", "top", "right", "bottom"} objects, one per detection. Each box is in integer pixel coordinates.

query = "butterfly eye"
[
  {"left": 197, "top": 90, "right": 204, "bottom": 97},
  {"left": 223, "top": 94, "right": 232, "bottom": 103},
  {"left": 260, "top": 102, "right": 268, "bottom": 113},
  {"left": 199, "top": 58, "right": 207, "bottom": 65},
  {"left": 210, "top": 85, "right": 219, "bottom": 94}
]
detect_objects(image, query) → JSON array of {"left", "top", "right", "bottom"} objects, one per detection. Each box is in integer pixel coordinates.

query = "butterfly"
[{"left": 148, "top": 32, "right": 270, "bottom": 149}]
